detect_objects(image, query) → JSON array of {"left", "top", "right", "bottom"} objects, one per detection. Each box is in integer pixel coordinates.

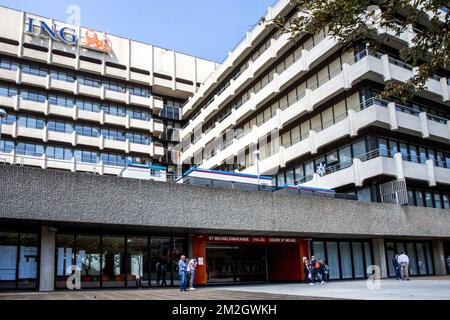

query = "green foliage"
[{"left": 274, "top": 0, "right": 449, "bottom": 102}]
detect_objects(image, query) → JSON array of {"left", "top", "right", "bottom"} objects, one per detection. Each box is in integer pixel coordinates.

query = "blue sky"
[{"left": 0, "top": 0, "right": 275, "bottom": 62}]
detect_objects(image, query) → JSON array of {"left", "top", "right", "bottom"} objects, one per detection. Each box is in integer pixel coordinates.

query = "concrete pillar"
[
  {"left": 372, "top": 238, "right": 388, "bottom": 279},
  {"left": 432, "top": 239, "right": 446, "bottom": 275},
  {"left": 39, "top": 226, "right": 56, "bottom": 292}
]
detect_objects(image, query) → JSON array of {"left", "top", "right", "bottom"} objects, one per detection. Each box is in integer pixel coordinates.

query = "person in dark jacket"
[
  {"left": 310, "top": 256, "right": 317, "bottom": 285},
  {"left": 393, "top": 254, "right": 401, "bottom": 280}
]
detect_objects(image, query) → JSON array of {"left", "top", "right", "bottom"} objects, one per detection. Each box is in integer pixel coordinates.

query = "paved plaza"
[
  {"left": 0, "top": 277, "right": 449, "bottom": 300},
  {"left": 221, "top": 276, "right": 450, "bottom": 300}
]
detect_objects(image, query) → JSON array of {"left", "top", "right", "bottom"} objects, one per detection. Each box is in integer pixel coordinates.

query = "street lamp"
[{"left": 253, "top": 149, "right": 261, "bottom": 187}]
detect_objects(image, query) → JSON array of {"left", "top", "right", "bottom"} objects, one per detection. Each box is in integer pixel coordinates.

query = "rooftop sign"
[{"left": 25, "top": 17, "right": 112, "bottom": 53}]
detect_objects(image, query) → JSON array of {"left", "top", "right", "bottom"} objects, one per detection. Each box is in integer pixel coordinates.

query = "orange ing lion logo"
[{"left": 84, "top": 29, "right": 111, "bottom": 52}]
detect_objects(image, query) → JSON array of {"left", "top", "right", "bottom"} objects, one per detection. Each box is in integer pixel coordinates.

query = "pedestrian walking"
[
  {"left": 187, "top": 257, "right": 197, "bottom": 290},
  {"left": 303, "top": 258, "right": 311, "bottom": 284},
  {"left": 178, "top": 255, "right": 188, "bottom": 291},
  {"left": 398, "top": 252, "right": 410, "bottom": 281},
  {"left": 320, "top": 260, "right": 329, "bottom": 284},
  {"left": 392, "top": 254, "right": 401, "bottom": 280},
  {"left": 310, "top": 256, "right": 318, "bottom": 285}
]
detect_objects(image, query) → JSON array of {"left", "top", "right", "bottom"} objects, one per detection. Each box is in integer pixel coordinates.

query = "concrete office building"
[
  {"left": 0, "top": 6, "right": 217, "bottom": 179},
  {"left": 0, "top": 1, "right": 449, "bottom": 292}
]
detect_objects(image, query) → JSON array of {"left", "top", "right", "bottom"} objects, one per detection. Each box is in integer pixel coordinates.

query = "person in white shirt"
[
  {"left": 397, "top": 252, "right": 410, "bottom": 281},
  {"left": 186, "top": 258, "right": 197, "bottom": 290}
]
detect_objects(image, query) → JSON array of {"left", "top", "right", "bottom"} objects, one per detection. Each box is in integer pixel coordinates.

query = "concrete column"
[
  {"left": 39, "top": 226, "right": 56, "bottom": 292},
  {"left": 372, "top": 238, "right": 388, "bottom": 279},
  {"left": 432, "top": 239, "right": 446, "bottom": 275}
]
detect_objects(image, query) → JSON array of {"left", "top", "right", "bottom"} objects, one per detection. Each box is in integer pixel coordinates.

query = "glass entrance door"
[{"left": 206, "top": 244, "right": 267, "bottom": 283}]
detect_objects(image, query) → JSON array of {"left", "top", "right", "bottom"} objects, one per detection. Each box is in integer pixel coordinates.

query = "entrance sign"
[{"left": 207, "top": 235, "right": 298, "bottom": 244}]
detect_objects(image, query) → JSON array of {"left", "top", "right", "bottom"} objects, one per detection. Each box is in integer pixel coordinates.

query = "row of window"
[
  {"left": 407, "top": 189, "right": 450, "bottom": 209},
  {"left": 0, "top": 56, "right": 151, "bottom": 97},
  {"left": 1, "top": 113, "right": 151, "bottom": 145},
  {"left": 191, "top": 26, "right": 330, "bottom": 133},
  {"left": 275, "top": 137, "right": 370, "bottom": 186},
  {"left": 378, "top": 137, "right": 450, "bottom": 168},
  {"left": 360, "top": 88, "right": 449, "bottom": 120},
  {"left": 0, "top": 84, "right": 152, "bottom": 121},
  {"left": 0, "top": 139, "right": 151, "bottom": 166}
]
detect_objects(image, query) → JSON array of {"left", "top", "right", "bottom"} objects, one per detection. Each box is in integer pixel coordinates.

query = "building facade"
[
  {"left": 0, "top": 6, "right": 217, "bottom": 178},
  {"left": 179, "top": 1, "right": 450, "bottom": 210},
  {"left": 0, "top": 1, "right": 449, "bottom": 292}
]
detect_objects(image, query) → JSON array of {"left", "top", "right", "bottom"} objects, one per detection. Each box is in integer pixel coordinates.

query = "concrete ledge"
[{"left": 0, "top": 165, "right": 449, "bottom": 238}]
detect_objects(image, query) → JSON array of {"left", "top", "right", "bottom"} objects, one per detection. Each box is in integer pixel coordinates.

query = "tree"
[{"left": 272, "top": 0, "right": 449, "bottom": 102}]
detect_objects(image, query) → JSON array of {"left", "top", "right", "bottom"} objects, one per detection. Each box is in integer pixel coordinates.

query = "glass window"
[
  {"left": 386, "top": 241, "right": 396, "bottom": 277},
  {"left": 434, "top": 193, "right": 442, "bottom": 209},
  {"left": 410, "top": 145, "right": 418, "bottom": 163},
  {"left": 352, "top": 242, "right": 365, "bottom": 278},
  {"left": 418, "top": 147, "right": 427, "bottom": 164},
  {"left": 399, "top": 143, "right": 408, "bottom": 160},
  {"left": 416, "top": 243, "right": 428, "bottom": 276},
  {"left": 364, "top": 242, "right": 373, "bottom": 277},
  {"left": 415, "top": 191, "right": 424, "bottom": 207},
  {"left": 312, "top": 241, "right": 325, "bottom": 261},
  {"left": 56, "top": 234, "right": 75, "bottom": 289},
  {"left": 443, "top": 194, "right": 450, "bottom": 209},
  {"left": 76, "top": 235, "right": 101, "bottom": 288},
  {"left": 285, "top": 170, "right": 294, "bottom": 185},
  {"left": 17, "top": 233, "right": 38, "bottom": 289},
  {"left": 326, "top": 242, "right": 340, "bottom": 280},
  {"left": 150, "top": 238, "right": 171, "bottom": 287},
  {"left": 47, "top": 146, "right": 73, "bottom": 161},
  {"left": 304, "top": 161, "right": 314, "bottom": 177},
  {"left": 424, "top": 192, "right": 434, "bottom": 208},
  {"left": 127, "top": 237, "right": 149, "bottom": 288},
  {"left": 406, "top": 243, "right": 418, "bottom": 276},
  {"left": 357, "top": 188, "right": 372, "bottom": 203},
  {"left": 171, "top": 238, "right": 186, "bottom": 286},
  {"left": 0, "top": 139, "right": 15, "bottom": 153},
  {"left": 339, "top": 242, "right": 353, "bottom": 279},
  {"left": 339, "top": 146, "right": 352, "bottom": 166},
  {"left": 407, "top": 190, "right": 415, "bottom": 206},
  {"left": 0, "top": 232, "right": 18, "bottom": 289},
  {"left": 425, "top": 243, "right": 434, "bottom": 275},
  {"left": 74, "top": 150, "right": 98, "bottom": 164},
  {"left": 352, "top": 139, "right": 366, "bottom": 159},
  {"left": 101, "top": 236, "right": 125, "bottom": 288}
]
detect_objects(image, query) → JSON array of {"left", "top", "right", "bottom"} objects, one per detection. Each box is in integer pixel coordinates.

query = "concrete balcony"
[
  {"left": 104, "top": 89, "right": 127, "bottom": 104},
  {"left": 152, "top": 96, "right": 164, "bottom": 115},
  {"left": 77, "top": 83, "right": 102, "bottom": 98},
  {"left": 130, "top": 118, "right": 152, "bottom": 132},
  {"left": 129, "top": 94, "right": 152, "bottom": 108},
  {"left": 0, "top": 95, "right": 16, "bottom": 109},
  {"left": 0, "top": 68, "right": 18, "bottom": 83},
  {"left": 0, "top": 151, "right": 124, "bottom": 176},
  {"left": 22, "top": 47, "right": 47, "bottom": 62},
  {"left": 152, "top": 143, "right": 165, "bottom": 159},
  {"left": 76, "top": 134, "right": 101, "bottom": 148},
  {"left": 17, "top": 97, "right": 44, "bottom": 113},
  {"left": 103, "top": 138, "right": 127, "bottom": 152},
  {"left": 151, "top": 119, "right": 164, "bottom": 136},
  {"left": 300, "top": 152, "right": 450, "bottom": 190},
  {"left": 48, "top": 103, "right": 73, "bottom": 119},
  {"left": 129, "top": 142, "right": 152, "bottom": 155},
  {"left": 51, "top": 54, "right": 76, "bottom": 69},
  {"left": 240, "top": 101, "right": 450, "bottom": 176},
  {"left": 49, "top": 78, "right": 75, "bottom": 93},
  {"left": 20, "top": 72, "right": 47, "bottom": 89}
]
